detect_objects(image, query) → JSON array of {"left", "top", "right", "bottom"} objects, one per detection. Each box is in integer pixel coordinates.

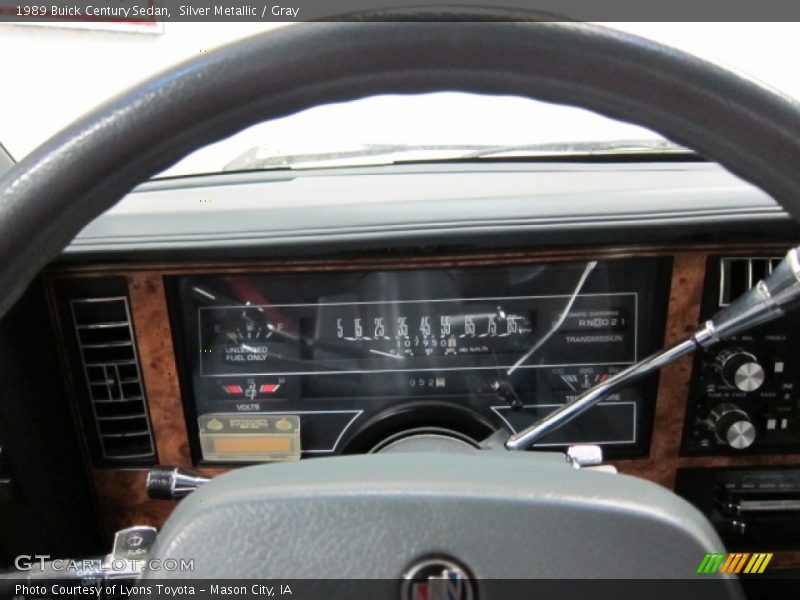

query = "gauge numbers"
[{"left": 333, "top": 308, "right": 532, "bottom": 359}]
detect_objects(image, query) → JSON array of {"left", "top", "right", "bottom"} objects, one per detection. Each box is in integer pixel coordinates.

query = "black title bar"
[{"left": 2, "top": 0, "right": 800, "bottom": 23}]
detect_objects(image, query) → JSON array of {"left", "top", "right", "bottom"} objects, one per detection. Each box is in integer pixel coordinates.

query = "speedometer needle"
[{"left": 369, "top": 349, "right": 404, "bottom": 359}]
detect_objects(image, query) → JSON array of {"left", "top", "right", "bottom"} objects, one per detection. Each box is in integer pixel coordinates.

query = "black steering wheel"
[{"left": 2, "top": 11, "right": 797, "bottom": 592}]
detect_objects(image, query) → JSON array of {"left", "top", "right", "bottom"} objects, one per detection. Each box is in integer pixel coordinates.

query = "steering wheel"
[{"left": 3, "top": 10, "right": 798, "bottom": 593}]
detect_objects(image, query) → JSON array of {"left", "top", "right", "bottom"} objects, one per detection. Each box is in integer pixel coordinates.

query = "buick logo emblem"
[{"left": 402, "top": 557, "right": 475, "bottom": 600}]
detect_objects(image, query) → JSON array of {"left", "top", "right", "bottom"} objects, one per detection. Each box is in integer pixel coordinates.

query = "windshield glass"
[
  {"left": 1, "top": 22, "right": 799, "bottom": 177},
  {"left": 163, "top": 93, "right": 678, "bottom": 177}
]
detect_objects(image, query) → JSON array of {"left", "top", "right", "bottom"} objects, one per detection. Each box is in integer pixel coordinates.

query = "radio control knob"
[
  {"left": 709, "top": 403, "right": 757, "bottom": 450},
  {"left": 716, "top": 349, "right": 765, "bottom": 392}
]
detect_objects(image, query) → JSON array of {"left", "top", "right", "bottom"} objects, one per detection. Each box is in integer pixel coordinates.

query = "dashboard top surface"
[{"left": 65, "top": 162, "right": 791, "bottom": 256}]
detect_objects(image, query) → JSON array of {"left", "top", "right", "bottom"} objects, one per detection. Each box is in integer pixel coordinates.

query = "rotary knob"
[
  {"left": 708, "top": 403, "right": 757, "bottom": 450},
  {"left": 716, "top": 349, "right": 765, "bottom": 392}
]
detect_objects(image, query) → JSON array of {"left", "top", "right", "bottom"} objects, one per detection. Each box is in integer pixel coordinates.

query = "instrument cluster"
[{"left": 167, "top": 258, "right": 672, "bottom": 463}]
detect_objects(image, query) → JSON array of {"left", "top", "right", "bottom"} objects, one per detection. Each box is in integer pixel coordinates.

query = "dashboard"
[
  {"left": 40, "top": 244, "right": 800, "bottom": 564},
  {"left": 6, "top": 162, "right": 791, "bottom": 571}
]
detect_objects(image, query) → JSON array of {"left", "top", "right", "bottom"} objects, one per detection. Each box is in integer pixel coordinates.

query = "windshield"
[
  {"left": 164, "top": 93, "right": 684, "bottom": 177},
  {"left": 1, "top": 22, "right": 799, "bottom": 177}
]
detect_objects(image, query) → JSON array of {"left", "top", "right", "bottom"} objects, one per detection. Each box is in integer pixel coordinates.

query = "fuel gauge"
[{"left": 199, "top": 308, "right": 298, "bottom": 376}]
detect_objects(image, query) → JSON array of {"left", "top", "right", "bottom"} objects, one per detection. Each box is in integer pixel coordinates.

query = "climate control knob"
[
  {"left": 708, "top": 403, "right": 757, "bottom": 450},
  {"left": 716, "top": 349, "right": 765, "bottom": 392}
]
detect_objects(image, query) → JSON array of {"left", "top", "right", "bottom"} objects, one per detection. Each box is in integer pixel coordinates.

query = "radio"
[
  {"left": 682, "top": 256, "right": 800, "bottom": 455},
  {"left": 676, "top": 468, "right": 800, "bottom": 550}
]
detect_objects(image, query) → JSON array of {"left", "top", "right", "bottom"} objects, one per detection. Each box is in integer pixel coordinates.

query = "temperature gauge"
[{"left": 547, "top": 366, "right": 623, "bottom": 396}]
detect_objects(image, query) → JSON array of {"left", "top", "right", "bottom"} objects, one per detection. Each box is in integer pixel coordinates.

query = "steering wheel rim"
[{"left": 2, "top": 15, "right": 800, "bottom": 318}]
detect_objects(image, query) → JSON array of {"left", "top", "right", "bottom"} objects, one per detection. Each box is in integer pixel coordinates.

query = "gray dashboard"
[{"left": 66, "top": 162, "right": 789, "bottom": 255}]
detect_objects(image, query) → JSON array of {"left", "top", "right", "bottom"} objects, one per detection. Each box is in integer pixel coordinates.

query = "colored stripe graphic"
[
  {"left": 744, "top": 553, "right": 773, "bottom": 574},
  {"left": 720, "top": 553, "right": 749, "bottom": 574},
  {"left": 697, "top": 553, "right": 725, "bottom": 573},
  {"left": 697, "top": 552, "right": 773, "bottom": 574}
]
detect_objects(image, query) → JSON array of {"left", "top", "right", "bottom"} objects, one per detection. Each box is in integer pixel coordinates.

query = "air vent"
[
  {"left": 70, "top": 297, "right": 156, "bottom": 463},
  {"left": 719, "top": 257, "right": 782, "bottom": 307}
]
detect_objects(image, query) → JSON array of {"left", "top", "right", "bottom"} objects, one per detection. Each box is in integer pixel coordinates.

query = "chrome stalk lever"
[
  {"left": 503, "top": 246, "right": 800, "bottom": 451},
  {"left": 146, "top": 465, "right": 210, "bottom": 500}
]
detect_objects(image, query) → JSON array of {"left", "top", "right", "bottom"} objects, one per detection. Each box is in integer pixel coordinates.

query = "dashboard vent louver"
[
  {"left": 719, "top": 257, "right": 782, "bottom": 307},
  {"left": 70, "top": 297, "right": 156, "bottom": 463}
]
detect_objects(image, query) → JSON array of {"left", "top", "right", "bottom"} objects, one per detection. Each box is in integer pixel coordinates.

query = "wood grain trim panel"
[
  {"left": 50, "top": 245, "right": 800, "bottom": 567},
  {"left": 127, "top": 272, "right": 191, "bottom": 467},
  {"left": 607, "top": 252, "right": 706, "bottom": 488}
]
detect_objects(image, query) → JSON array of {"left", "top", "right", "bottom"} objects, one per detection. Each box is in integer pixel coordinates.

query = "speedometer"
[{"left": 325, "top": 303, "right": 533, "bottom": 359}]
